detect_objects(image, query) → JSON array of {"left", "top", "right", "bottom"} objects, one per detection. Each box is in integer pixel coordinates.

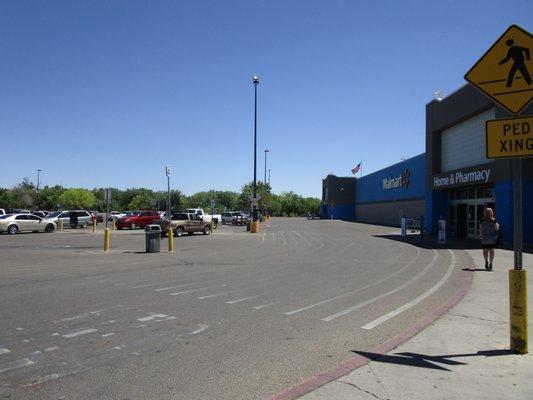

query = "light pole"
[
  {"left": 36, "top": 169, "right": 42, "bottom": 209},
  {"left": 268, "top": 168, "right": 271, "bottom": 186},
  {"left": 264, "top": 149, "right": 270, "bottom": 183},
  {"left": 165, "top": 165, "right": 171, "bottom": 218},
  {"left": 252, "top": 75, "right": 259, "bottom": 223}
]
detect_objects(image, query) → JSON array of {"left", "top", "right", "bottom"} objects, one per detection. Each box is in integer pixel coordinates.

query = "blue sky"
[{"left": 1, "top": 1, "right": 530, "bottom": 197}]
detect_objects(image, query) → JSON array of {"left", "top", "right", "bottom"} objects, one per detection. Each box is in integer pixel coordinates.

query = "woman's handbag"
[{"left": 496, "top": 227, "right": 503, "bottom": 245}]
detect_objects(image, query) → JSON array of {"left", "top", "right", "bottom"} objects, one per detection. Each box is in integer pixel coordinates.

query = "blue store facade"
[{"left": 355, "top": 154, "right": 426, "bottom": 227}]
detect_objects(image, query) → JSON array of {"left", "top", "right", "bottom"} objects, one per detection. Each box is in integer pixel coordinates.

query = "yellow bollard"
[
  {"left": 167, "top": 228, "right": 174, "bottom": 252},
  {"left": 92, "top": 219, "right": 96, "bottom": 233},
  {"left": 251, "top": 221, "right": 259, "bottom": 233},
  {"left": 59, "top": 219, "right": 64, "bottom": 230},
  {"left": 509, "top": 269, "right": 528, "bottom": 354},
  {"left": 104, "top": 228, "right": 110, "bottom": 252},
  {"left": 112, "top": 219, "right": 116, "bottom": 231}
]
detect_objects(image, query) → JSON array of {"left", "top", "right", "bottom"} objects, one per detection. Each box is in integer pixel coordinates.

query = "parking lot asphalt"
[{"left": 0, "top": 218, "right": 473, "bottom": 400}]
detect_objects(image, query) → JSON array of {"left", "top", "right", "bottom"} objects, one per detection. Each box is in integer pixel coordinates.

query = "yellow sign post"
[
  {"left": 465, "top": 24, "right": 533, "bottom": 115},
  {"left": 466, "top": 24, "right": 531, "bottom": 354},
  {"left": 486, "top": 116, "right": 533, "bottom": 158}
]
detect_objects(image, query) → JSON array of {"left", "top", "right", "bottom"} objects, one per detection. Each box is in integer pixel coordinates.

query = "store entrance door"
[{"left": 457, "top": 203, "right": 467, "bottom": 238}]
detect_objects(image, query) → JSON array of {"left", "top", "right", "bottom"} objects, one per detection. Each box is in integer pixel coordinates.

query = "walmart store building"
[{"left": 324, "top": 84, "right": 533, "bottom": 246}]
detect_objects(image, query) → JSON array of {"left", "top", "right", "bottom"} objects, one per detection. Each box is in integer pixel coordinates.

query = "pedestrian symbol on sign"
[
  {"left": 464, "top": 24, "right": 533, "bottom": 115},
  {"left": 498, "top": 39, "right": 531, "bottom": 88}
]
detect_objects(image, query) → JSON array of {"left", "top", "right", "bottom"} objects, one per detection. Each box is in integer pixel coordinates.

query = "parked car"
[
  {"left": 45, "top": 210, "right": 92, "bottom": 228},
  {"left": 89, "top": 211, "right": 104, "bottom": 222},
  {"left": 115, "top": 210, "right": 160, "bottom": 230},
  {"left": 184, "top": 208, "right": 221, "bottom": 228},
  {"left": 232, "top": 212, "right": 250, "bottom": 226},
  {"left": 0, "top": 214, "right": 56, "bottom": 234},
  {"left": 0, "top": 209, "right": 6, "bottom": 216},
  {"left": 170, "top": 213, "right": 213, "bottom": 237},
  {"left": 221, "top": 212, "right": 232, "bottom": 224},
  {"left": 108, "top": 211, "right": 125, "bottom": 221},
  {"left": 32, "top": 210, "right": 47, "bottom": 218}
]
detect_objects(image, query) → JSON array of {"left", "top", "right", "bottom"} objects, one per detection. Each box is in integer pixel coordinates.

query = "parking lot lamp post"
[
  {"left": 36, "top": 169, "right": 42, "bottom": 208},
  {"left": 268, "top": 168, "right": 271, "bottom": 186},
  {"left": 264, "top": 149, "right": 269, "bottom": 183},
  {"left": 165, "top": 165, "right": 171, "bottom": 219},
  {"left": 252, "top": 75, "right": 259, "bottom": 223}
]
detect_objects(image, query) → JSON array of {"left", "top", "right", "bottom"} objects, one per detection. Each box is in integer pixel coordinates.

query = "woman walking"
[{"left": 480, "top": 208, "right": 499, "bottom": 271}]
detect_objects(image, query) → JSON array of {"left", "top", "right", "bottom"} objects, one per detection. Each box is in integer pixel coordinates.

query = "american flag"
[{"left": 351, "top": 162, "right": 361, "bottom": 175}]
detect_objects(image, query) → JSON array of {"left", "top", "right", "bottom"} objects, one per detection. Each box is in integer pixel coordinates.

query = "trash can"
[{"left": 145, "top": 224, "right": 161, "bottom": 253}]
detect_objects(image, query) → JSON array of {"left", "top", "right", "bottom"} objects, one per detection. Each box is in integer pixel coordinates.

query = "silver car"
[
  {"left": 45, "top": 210, "right": 92, "bottom": 228},
  {"left": 0, "top": 214, "right": 56, "bottom": 234}
]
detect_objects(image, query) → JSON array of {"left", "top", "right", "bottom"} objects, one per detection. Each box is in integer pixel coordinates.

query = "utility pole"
[
  {"left": 36, "top": 169, "right": 42, "bottom": 209},
  {"left": 264, "top": 149, "right": 270, "bottom": 183},
  {"left": 165, "top": 165, "right": 171, "bottom": 219},
  {"left": 252, "top": 75, "right": 259, "bottom": 224}
]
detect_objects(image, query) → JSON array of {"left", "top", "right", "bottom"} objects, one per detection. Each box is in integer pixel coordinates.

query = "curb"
[{"left": 268, "top": 250, "right": 475, "bottom": 400}]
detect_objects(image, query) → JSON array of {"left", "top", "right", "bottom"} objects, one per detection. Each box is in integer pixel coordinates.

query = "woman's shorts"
[{"left": 482, "top": 243, "right": 497, "bottom": 249}]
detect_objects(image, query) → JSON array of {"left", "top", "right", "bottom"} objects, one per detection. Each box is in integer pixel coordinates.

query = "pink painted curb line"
[{"left": 268, "top": 251, "right": 475, "bottom": 400}]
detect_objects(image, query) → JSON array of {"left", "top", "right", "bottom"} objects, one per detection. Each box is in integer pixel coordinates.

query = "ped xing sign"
[
  {"left": 486, "top": 116, "right": 533, "bottom": 158},
  {"left": 465, "top": 24, "right": 533, "bottom": 115}
]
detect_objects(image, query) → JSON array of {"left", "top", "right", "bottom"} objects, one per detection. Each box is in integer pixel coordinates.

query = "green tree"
[
  {"left": 59, "top": 189, "right": 95, "bottom": 209},
  {"left": 128, "top": 192, "right": 155, "bottom": 210},
  {"left": 238, "top": 181, "right": 273, "bottom": 213},
  {"left": 38, "top": 185, "right": 65, "bottom": 210},
  {"left": 0, "top": 188, "right": 20, "bottom": 210}
]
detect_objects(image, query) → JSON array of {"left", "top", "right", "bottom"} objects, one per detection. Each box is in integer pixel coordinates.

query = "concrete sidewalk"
[{"left": 299, "top": 248, "right": 533, "bottom": 400}]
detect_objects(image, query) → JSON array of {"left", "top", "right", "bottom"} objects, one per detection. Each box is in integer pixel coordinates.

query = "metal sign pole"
[
  {"left": 105, "top": 189, "right": 110, "bottom": 230},
  {"left": 513, "top": 158, "right": 523, "bottom": 271},
  {"left": 510, "top": 157, "right": 527, "bottom": 354}
]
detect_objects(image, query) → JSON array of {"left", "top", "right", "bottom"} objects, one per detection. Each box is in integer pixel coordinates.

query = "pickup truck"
[
  {"left": 184, "top": 208, "right": 221, "bottom": 228},
  {"left": 154, "top": 213, "right": 213, "bottom": 237}
]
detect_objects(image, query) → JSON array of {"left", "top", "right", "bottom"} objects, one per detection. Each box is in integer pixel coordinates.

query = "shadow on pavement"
[
  {"left": 462, "top": 267, "right": 491, "bottom": 272},
  {"left": 352, "top": 349, "right": 514, "bottom": 372},
  {"left": 372, "top": 234, "right": 533, "bottom": 254}
]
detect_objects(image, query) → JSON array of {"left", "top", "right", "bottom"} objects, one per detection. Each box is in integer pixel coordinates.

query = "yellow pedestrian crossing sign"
[{"left": 465, "top": 25, "right": 533, "bottom": 115}]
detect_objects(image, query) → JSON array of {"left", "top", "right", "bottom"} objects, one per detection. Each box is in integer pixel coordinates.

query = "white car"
[
  {"left": 109, "top": 211, "right": 125, "bottom": 221},
  {"left": 0, "top": 214, "right": 56, "bottom": 234}
]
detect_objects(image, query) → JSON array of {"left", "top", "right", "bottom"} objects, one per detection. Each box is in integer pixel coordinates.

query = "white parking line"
[
  {"left": 62, "top": 328, "right": 98, "bottom": 338},
  {"left": 189, "top": 323, "right": 208, "bottom": 335},
  {"left": 253, "top": 302, "right": 275, "bottom": 310},
  {"left": 132, "top": 281, "right": 177, "bottom": 289},
  {"left": 102, "top": 333, "right": 115, "bottom": 338},
  {"left": 362, "top": 250, "right": 456, "bottom": 329},
  {"left": 321, "top": 250, "right": 438, "bottom": 322},
  {"left": 154, "top": 281, "right": 208, "bottom": 291},
  {"left": 262, "top": 232, "right": 266, "bottom": 243},
  {"left": 226, "top": 295, "right": 260, "bottom": 304},
  {"left": 137, "top": 314, "right": 168, "bottom": 322},
  {"left": 280, "top": 231, "right": 287, "bottom": 246},
  {"left": 170, "top": 284, "right": 227, "bottom": 296},
  {"left": 284, "top": 247, "right": 421, "bottom": 315},
  {"left": 0, "top": 358, "right": 35, "bottom": 374},
  {"left": 287, "top": 231, "right": 298, "bottom": 244},
  {"left": 0, "top": 347, "right": 10, "bottom": 355}
]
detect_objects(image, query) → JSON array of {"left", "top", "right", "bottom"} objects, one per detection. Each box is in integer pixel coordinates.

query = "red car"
[{"left": 115, "top": 210, "right": 160, "bottom": 230}]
